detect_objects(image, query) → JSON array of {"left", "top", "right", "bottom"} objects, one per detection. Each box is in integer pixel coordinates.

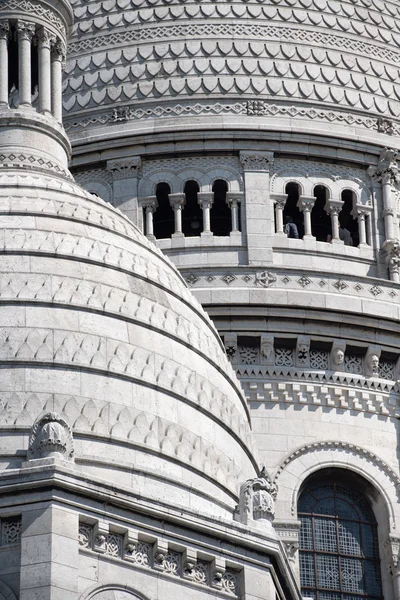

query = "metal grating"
[{"left": 298, "top": 480, "right": 383, "bottom": 600}]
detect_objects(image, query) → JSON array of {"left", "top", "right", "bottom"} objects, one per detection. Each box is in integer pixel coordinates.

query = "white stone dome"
[
  {"left": 0, "top": 143, "right": 257, "bottom": 518},
  {"left": 64, "top": 0, "right": 400, "bottom": 142}
]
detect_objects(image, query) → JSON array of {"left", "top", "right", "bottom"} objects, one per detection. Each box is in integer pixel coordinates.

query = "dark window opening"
[
  {"left": 7, "top": 25, "right": 38, "bottom": 106},
  {"left": 340, "top": 190, "right": 358, "bottom": 246},
  {"left": 8, "top": 29, "right": 18, "bottom": 98},
  {"left": 283, "top": 182, "right": 303, "bottom": 238},
  {"left": 211, "top": 180, "right": 232, "bottom": 236},
  {"left": 31, "top": 37, "right": 39, "bottom": 98},
  {"left": 298, "top": 470, "right": 383, "bottom": 600},
  {"left": 312, "top": 185, "right": 331, "bottom": 242},
  {"left": 183, "top": 180, "right": 202, "bottom": 237},
  {"left": 153, "top": 182, "right": 174, "bottom": 239}
]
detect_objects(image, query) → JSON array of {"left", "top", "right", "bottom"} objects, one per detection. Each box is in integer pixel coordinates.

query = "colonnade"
[
  {"left": 272, "top": 192, "right": 371, "bottom": 245},
  {"left": 141, "top": 190, "right": 243, "bottom": 238},
  {"left": 0, "top": 19, "right": 65, "bottom": 121}
]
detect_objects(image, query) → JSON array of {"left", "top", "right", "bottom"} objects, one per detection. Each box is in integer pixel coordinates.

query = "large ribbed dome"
[
  {"left": 64, "top": 0, "right": 400, "bottom": 143},
  {"left": 0, "top": 142, "right": 257, "bottom": 517}
]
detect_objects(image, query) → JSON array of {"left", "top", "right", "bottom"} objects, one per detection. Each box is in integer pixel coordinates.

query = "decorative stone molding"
[
  {"left": 0, "top": 152, "right": 71, "bottom": 178},
  {"left": 79, "top": 521, "right": 240, "bottom": 596},
  {"left": 260, "top": 334, "right": 274, "bottom": 366},
  {"left": 331, "top": 340, "right": 346, "bottom": 370},
  {"left": 255, "top": 271, "right": 277, "bottom": 288},
  {"left": 106, "top": 158, "right": 142, "bottom": 180},
  {"left": 237, "top": 468, "right": 277, "bottom": 526},
  {"left": 240, "top": 152, "right": 274, "bottom": 172},
  {"left": 384, "top": 536, "right": 400, "bottom": 575},
  {"left": 0, "top": 20, "right": 10, "bottom": 40},
  {"left": 295, "top": 336, "right": 310, "bottom": 368},
  {"left": 16, "top": 20, "right": 36, "bottom": 41},
  {"left": 224, "top": 333, "right": 237, "bottom": 363},
  {"left": 383, "top": 239, "right": 400, "bottom": 281},
  {"left": 368, "top": 148, "right": 400, "bottom": 187},
  {"left": 27, "top": 412, "right": 74, "bottom": 461}
]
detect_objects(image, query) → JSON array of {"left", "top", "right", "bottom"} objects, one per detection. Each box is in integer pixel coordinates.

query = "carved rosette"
[{"left": 28, "top": 412, "right": 74, "bottom": 461}]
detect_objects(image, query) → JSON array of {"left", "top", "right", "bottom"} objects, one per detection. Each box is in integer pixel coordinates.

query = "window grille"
[{"left": 298, "top": 479, "right": 383, "bottom": 600}]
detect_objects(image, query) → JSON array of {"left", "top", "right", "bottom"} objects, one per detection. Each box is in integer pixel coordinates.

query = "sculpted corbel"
[{"left": 237, "top": 467, "right": 277, "bottom": 527}]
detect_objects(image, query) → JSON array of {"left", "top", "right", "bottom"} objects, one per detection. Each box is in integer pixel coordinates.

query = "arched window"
[
  {"left": 153, "top": 182, "right": 174, "bottom": 239},
  {"left": 312, "top": 185, "right": 331, "bottom": 242},
  {"left": 298, "top": 471, "right": 383, "bottom": 600},
  {"left": 283, "top": 182, "right": 303, "bottom": 238},
  {"left": 211, "top": 179, "right": 232, "bottom": 236},
  {"left": 340, "top": 190, "right": 359, "bottom": 246},
  {"left": 182, "top": 180, "right": 202, "bottom": 237}
]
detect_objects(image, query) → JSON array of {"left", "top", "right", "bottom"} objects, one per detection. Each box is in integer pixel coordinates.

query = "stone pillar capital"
[
  {"left": 140, "top": 196, "right": 158, "bottom": 212},
  {"left": 226, "top": 191, "right": 243, "bottom": 206},
  {"left": 106, "top": 157, "right": 141, "bottom": 180},
  {"left": 325, "top": 199, "right": 343, "bottom": 216},
  {"left": 169, "top": 193, "right": 185, "bottom": 210},
  {"left": 297, "top": 195, "right": 316, "bottom": 213},
  {"left": 270, "top": 193, "right": 287, "bottom": 209},
  {"left": 38, "top": 27, "right": 55, "bottom": 48},
  {"left": 240, "top": 151, "right": 274, "bottom": 172},
  {"left": 0, "top": 20, "right": 10, "bottom": 40},
  {"left": 17, "top": 20, "right": 36, "bottom": 41},
  {"left": 197, "top": 192, "right": 214, "bottom": 209},
  {"left": 351, "top": 204, "right": 371, "bottom": 219}
]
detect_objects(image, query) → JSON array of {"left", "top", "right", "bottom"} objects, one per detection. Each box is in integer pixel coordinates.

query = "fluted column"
[
  {"left": 226, "top": 192, "right": 243, "bottom": 233},
  {"left": 169, "top": 193, "right": 185, "bottom": 237},
  {"left": 17, "top": 21, "right": 36, "bottom": 108},
  {"left": 38, "top": 28, "right": 53, "bottom": 114},
  {"left": 326, "top": 200, "right": 343, "bottom": 241},
  {"left": 270, "top": 193, "right": 287, "bottom": 235},
  {"left": 51, "top": 41, "right": 65, "bottom": 122},
  {"left": 297, "top": 196, "right": 316, "bottom": 238},
  {"left": 0, "top": 21, "right": 10, "bottom": 107},
  {"left": 198, "top": 192, "right": 213, "bottom": 234}
]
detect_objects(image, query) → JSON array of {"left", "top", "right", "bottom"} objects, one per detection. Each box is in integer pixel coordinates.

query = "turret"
[{"left": 0, "top": 0, "right": 73, "bottom": 175}]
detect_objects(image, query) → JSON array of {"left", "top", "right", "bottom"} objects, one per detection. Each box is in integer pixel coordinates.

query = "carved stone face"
[
  {"left": 297, "top": 344, "right": 309, "bottom": 360},
  {"left": 367, "top": 353, "right": 379, "bottom": 372},
  {"left": 333, "top": 348, "right": 344, "bottom": 366},
  {"left": 261, "top": 341, "right": 273, "bottom": 359}
]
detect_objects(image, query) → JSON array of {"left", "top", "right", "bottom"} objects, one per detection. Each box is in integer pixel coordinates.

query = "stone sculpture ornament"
[
  {"left": 237, "top": 467, "right": 277, "bottom": 526},
  {"left": 27, "top": 412, "right": 74, "bottom": 461}
]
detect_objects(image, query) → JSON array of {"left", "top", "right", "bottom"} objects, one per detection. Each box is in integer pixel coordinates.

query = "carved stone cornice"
[
  {"left": 106, "top": 157, "right": 141, "bottom": 180},
  {"left": 240, "top": 151, "right": 274, "bottom": 172}
]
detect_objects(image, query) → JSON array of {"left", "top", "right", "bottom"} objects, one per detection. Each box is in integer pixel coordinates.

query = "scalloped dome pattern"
[
  {"left": 65, "top": 0, "right": 400, "bottom": 131},
  {"left": 0, "top": 168, "right": 256, "bottom": 515}
]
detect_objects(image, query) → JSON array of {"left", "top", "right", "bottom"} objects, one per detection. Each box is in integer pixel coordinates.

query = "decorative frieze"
[{"left": 79, "top": 522, "right": 240, "bottom": 596}]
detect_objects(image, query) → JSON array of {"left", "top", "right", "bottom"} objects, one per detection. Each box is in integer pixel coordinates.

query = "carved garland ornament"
[{"left": 28, "top": 412, "right": 74, "bottom": 461}]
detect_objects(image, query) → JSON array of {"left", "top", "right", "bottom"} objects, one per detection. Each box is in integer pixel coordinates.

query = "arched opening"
[
  {"left": 211, "top": 180, "right": 232, "bottom": 236},
  {"left": 312, "top": 185, "right": 331, "bottom": 242},
  {"left": 182, "top": 180, "right": 202, "bottom": 237},
  {"left": 283, "top": 182, "right": 303, "bottom": 238},
  {"left": 153, "top": 182, "right": 174, "bottom": 239},
  {"left": 340, "top": 190, "right": 359, "bottom": 246},
  {"left": 298, "top": 469, "right": 383, "bottom": 600},
  {"left": 7, "top": 23, "right": 39, "bottom": 108},
  {"left": 8, "top": 29, "right": 19, "bottom": 103}
]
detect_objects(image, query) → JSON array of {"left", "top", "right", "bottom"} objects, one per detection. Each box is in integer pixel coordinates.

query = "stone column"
[
  {"left": 325, "top": 199, "right": 343, "bottom": 241},
  {"left": 51, "top": 41, "right": 65, "bottom": 122},
  {"left": 226, "top": 192, "right": 243, "bottom": 233},
  {"left": 351, "top": 206, "right": 371, "bottom": 246},
  {"left": 20, "top": 503, "right": 79, "bottom": 600},
  {"left": 198, "top": 192, "right": 214, "bottom": 234},
  {"left": 169, "top": 193, "right": 185, "bottom": 237},
  {"left": 0, "top": 21, "right": 10, "bottom": 107},
  {"left": 17, "top": 21, "right": 36, "bottom": 108},
  {"left": 140, "top": 197, "right": 157, "bottom": 240},
  {"left": 38, "top": 28, "right": 53, "bottom": 114},
  {"left": 368, "top": 148, "right": 398, "bottom": 242},
  {"left": 270, "top": 193, "right": 287, "bottom": 235},
  {"left": 107, "top": 157, "right": 142, "bottom": 226},
  {"left": 240, "top": 151, "right": 274, "bottom": 266},
  {"left": 297, "top": 195, "right": 316, "bottom": 238}
]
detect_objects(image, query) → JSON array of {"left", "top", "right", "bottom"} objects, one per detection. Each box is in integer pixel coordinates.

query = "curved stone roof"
[
  {"left": 0, "top": 156, "right": 257, "bottom": 517},
  {"left": 65, "top": 0, "right": 400, "bottom": 141}
]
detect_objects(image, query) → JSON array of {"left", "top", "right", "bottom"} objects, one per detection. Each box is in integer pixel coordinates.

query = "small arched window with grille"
[{"left": 298, "top": 472, "right": 383, "bottom": 600}]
